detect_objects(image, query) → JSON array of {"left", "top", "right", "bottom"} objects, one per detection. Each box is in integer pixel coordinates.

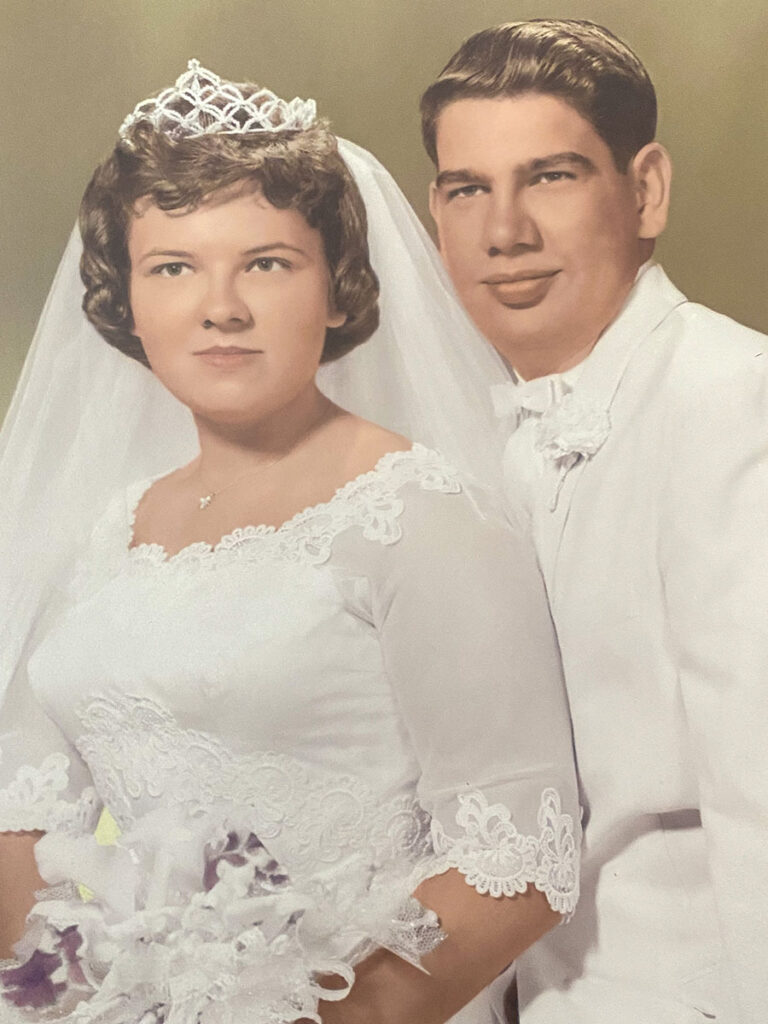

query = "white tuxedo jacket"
[{"left": 500, "top": 265, "right": 768, "bottom": 1023}]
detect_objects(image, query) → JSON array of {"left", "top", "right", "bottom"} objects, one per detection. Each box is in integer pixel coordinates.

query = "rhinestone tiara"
[{"left": 118, "top": 59, "right": 317, "bottom": 145}]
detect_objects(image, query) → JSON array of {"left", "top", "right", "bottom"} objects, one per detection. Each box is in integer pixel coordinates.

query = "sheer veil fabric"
[{"left": 0, "top": 139, "right": 509, "bottom": 713}]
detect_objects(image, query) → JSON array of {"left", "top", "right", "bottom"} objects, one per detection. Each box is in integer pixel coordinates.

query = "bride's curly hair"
[{"left": 79, "top": 111, "right": 379, "bottom": 368}]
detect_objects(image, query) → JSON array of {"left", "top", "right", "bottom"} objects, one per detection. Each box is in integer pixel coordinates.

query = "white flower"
[
  {"left": 535, "top": 394, "right": 610, "bottom": 463},
  {"left": 529, "top": 394, "right": 611, "bottom": 511}
]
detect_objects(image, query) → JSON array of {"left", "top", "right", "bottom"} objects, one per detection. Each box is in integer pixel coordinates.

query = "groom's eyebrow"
[
  {"left": 528, "top": 152, "right": 597, "bottom": 174},
  {"left": 434, "top": 168, "right": 491, "bottom": 189},
  {"left": 435, "top": 152, "right": 597, "bottom": 189}
]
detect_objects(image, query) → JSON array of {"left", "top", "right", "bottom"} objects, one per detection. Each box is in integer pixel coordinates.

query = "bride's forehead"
[{"left": 127, "top": 191, "right": 318, "bottom": 246}]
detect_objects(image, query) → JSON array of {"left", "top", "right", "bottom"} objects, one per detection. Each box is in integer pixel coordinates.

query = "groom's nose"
[{"left": 483, "top": 192, "right": 542, "bottom": 256}]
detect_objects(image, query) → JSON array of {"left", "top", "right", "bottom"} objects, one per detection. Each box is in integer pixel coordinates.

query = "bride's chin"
[
  {"left": 156, "top": 382, "right": 268, "bottom": 428},
  {"left": 189, "top": 404, "right": 274, "bottom": 432},
  {"left": 161, "top": 373, "right": 323, "bottom": 435}
]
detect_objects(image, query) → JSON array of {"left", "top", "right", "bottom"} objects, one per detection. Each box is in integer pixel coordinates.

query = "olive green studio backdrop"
[{"left": 2, "top": 0, "right": 767, "bottom": 418}]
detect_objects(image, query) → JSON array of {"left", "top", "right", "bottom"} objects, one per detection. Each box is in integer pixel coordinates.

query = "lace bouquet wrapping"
[{"left": 0, "top": 781, "right": 446, "bottom": 1024}]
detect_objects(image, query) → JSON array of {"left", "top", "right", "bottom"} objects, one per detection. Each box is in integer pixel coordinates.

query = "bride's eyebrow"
[
  {"left": 242, "top": 243, "right": 307, "bottom": 257},
  {"left": 136, "top": 243, "right": 309, "bottom": 264},
  {"left": 137, "top": 249, "right": 194, "bottom": 264}
]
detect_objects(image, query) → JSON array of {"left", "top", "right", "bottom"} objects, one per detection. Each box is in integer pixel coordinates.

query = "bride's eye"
[
  {"left": 151, "top": 262, "right": 191, "bottom": 277},
  {"left": 249, "top": 257, "right": 289, "bottom": 273}
]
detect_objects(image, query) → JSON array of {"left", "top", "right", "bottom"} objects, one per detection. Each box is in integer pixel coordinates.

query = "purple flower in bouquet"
[
  {"left": 1, "top": 950, "right": 65, "bottom": 1009},
  {"left": 203, "top": 830, "right": 290, "bottom": 894},
  {"left": 0, "top": 925, "right": 87, "bottom": 1010}
]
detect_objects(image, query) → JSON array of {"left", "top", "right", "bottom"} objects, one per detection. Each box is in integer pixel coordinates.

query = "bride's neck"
[{"left": 190, "top": 386, "right": 335, "bottom": 485}]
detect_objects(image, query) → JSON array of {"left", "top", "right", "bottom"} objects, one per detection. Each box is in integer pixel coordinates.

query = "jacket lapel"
[{"left": 537, "top": 265, "right": 688, "bottom": 589}]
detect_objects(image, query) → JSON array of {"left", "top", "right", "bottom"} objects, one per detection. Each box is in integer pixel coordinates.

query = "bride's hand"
[
  {"left": 317, "top": 869, "right": 558, "bottom": 1024},
  {"left": 0, "top": 832, "right": 46, "bottom": 959}
]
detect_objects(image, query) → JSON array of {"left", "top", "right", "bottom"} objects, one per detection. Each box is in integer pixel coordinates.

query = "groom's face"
[{"left": 430, "top": 93, "right": 646, "bottom": 366}]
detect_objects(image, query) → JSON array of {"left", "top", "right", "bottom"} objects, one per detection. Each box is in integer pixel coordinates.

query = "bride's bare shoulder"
[{"left": 330, "top": 413, "right": 412, "bottom": 475}]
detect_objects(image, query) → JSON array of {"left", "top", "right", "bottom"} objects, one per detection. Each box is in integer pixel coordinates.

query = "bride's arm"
[
  {"left": 321, "top": 869, "right": 556, "bottom": 1024},
  {"left": 0, "top": 660, "right": 98, "bottom": 968},
  {"left": 0, "top": 833, "right": 46, "bottom": 959},
  {"left": 327, "top": 476, "right": 580, "bottom": 1023}
]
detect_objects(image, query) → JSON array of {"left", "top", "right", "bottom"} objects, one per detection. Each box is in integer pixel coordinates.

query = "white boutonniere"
[{"left": 534, "top": 394, "right": 611, "bottom": 510}]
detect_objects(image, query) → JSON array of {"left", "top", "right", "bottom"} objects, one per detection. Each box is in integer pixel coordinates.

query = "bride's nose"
[{"left": 199, "top": 274, "right": 254, "bottom": 332}]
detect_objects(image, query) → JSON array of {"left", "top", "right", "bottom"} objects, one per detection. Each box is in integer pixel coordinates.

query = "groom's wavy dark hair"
[{"left": 421, "top": 19, "right": 657, "bottom": 172}]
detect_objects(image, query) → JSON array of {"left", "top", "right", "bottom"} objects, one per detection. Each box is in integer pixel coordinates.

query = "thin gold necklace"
[{"left": 197, "top": 407, "right": 330, "bottom": 511}]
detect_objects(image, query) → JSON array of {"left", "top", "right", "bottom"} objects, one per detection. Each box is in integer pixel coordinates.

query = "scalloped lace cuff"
[
  {"left": 0, "top": 753, "right": 98, "bottom": 835},
  {"left": 427, "top": 787, "right": 579, "bottom": 915}
]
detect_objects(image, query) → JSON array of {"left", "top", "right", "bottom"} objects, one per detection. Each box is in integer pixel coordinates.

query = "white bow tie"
[{"left": 491, "top": 376, "right": 572, "bottom": 421}]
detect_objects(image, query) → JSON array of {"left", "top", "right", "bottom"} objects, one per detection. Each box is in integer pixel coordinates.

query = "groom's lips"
[{"left": 482, "top": 269, "right": 561, "bottom": 308}]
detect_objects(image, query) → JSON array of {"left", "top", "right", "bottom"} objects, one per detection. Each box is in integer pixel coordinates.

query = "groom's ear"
[
  {"left": 428, "top": 181, "right": 444, "bottom": 255},
  {"left": 631, "top": 143, "right": 672, "bottom": 240},
  {"left": 428, "top": 180, "right": 438, "bottom": 221}
]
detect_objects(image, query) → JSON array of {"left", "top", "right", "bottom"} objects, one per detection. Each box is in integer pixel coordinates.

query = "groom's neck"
[
  {"left": 509, "top": 336, "right": 601, "bottom": 381},
  {"left": 497, "top": 272, "right": 641, "bottom": 380}
]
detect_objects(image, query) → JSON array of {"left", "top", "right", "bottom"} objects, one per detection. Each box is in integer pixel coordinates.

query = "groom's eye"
[
  {"left": 531, "top": 171, "right": 576, "bottom": 186},
  {"left": 446, "top": 184, "right": 488, "bottom": 200}
]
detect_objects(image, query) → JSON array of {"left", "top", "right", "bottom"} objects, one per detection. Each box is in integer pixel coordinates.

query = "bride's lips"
[
  {"left": 482, "top": 270, "right": 561, "bottom": 308},
  {"left": 194, "top": 346, "right": 263, "bottom": 367}
]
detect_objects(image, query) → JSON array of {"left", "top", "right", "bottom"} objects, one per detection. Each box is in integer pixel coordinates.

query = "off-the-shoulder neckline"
[{"left": 125, "top": 442, "right": 452, "bottom": 565}]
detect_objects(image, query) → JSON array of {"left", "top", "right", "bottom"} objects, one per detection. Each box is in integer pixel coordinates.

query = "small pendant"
[{"left": 199, "top": 494, "right": 214, "bottom": 510}]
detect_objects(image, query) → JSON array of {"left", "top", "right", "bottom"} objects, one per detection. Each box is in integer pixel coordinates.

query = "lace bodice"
[{"left": 0, "top": 445, "right": 579, "bottom": 1023}]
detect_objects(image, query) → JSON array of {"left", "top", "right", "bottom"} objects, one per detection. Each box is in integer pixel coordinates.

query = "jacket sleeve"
[{"left": 661, "top": 329, "right": 768, "bottom": 1022}]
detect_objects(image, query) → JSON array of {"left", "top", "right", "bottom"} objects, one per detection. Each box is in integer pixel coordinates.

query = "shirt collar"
[{"left": 509, "top": 362, "right": 584, "bottom": 390}]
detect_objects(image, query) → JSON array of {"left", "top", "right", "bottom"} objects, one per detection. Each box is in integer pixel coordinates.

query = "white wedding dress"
[{"left": 0, "top": 444, "right": 579, "bottom": 1024}]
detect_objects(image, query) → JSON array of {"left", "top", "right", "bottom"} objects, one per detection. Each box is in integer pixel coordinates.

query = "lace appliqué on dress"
[
  {"left": 2, "top": 693, "right": 446, "bottom": 1023},
  {"left": 75, "top": 695, "right": 430, "bottom": 863},
  {"left": 428, "top": 787, "right": 578, "bottom": 915},
  {"left": 0, "top": 751, "right": 99, "bottom": 836},
  {"left": 74, "top": 693, "right": 444, "bottom": 947}
]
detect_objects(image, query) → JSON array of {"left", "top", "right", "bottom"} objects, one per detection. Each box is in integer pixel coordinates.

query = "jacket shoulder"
[
  {"left": 663, "top": 302, "right": 767, "bottom": 377},
  {"left": 646, "top": 301, "right": 768, "bottom": 409}
]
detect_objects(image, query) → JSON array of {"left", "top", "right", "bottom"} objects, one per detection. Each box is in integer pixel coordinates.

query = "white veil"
[{"left": 0, "top": 137, "right": 509, "bottom": 709}]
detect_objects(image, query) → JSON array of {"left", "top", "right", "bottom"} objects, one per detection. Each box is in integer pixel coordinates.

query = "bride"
[{"left": 0, "top": 62, "right": 579, "bottom": 1024}]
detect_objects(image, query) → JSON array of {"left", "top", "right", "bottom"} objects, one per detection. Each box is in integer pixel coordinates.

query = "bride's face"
[{"left": 128, "top": 187, "right": 345, "bottom": 425}]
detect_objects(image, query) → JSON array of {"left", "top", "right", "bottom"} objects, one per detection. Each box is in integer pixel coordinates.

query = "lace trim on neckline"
[{"left": 120, "top": 443, "right": 460, "bottom": 568}]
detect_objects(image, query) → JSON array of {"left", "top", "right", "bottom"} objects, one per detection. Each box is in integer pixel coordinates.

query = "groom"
[{"left": 422, "top": 19, "right": 768, "bottom": 1024}]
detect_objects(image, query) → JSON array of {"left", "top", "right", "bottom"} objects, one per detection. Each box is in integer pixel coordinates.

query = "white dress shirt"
[{"left": 500, "top": 264, "right": 768, "bottom": 1023}]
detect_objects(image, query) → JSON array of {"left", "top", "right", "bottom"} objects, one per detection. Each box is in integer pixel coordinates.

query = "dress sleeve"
[
  {"left": 0, "top": 658, "right": 96, "bottom": 835},
  {"left": 367, "top": 479, "right": 580, "bottom": 916},
  {"left": 660, "top": 343, "right": 768, "bottom": 1022}
]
